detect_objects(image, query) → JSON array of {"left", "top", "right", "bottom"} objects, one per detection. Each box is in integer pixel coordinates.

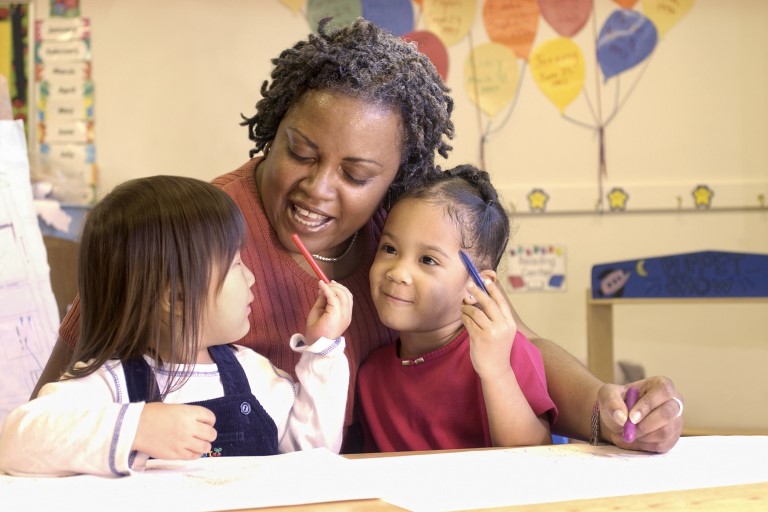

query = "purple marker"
[{"left": 623, "top": 387, "right": 639, "bottom": 443}]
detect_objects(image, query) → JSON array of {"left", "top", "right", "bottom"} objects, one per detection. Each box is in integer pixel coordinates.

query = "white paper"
[
  {"left": 0, "top": 448, "right": 374, "bottom": 512},
  {"left": 364, "top": 436, "right": 768, "bottom": 511},
  {"left": 1, "top": 437, "right": 766, "bottom": 511}
]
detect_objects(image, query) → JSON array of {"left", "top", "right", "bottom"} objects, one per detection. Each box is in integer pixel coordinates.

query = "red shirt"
[{"left": 357, "top": 329, "right": 557, "bottom": 452}]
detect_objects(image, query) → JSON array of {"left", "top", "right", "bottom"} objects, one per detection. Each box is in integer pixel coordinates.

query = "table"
[
  {"left": 3, "top": 436, "right": 767, "bottom": 511},
  {"left": 248, "top": 466, "right": 768, "bottom": 512}
]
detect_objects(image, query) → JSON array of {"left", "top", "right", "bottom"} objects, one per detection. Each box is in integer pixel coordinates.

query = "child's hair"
[
  {"left": 240, "top": 17, "right": 454, "bottom": 202},
  {"left": 396, "top": 164, "right": 510, "bottom": 270},
  {"left": 69, "top": 176, "right": 246, "bottom": 395}
]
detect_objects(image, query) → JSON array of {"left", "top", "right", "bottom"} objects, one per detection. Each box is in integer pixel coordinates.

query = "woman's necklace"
[{"left": 312, "top": 231, "right": 359, "bottom": 262}]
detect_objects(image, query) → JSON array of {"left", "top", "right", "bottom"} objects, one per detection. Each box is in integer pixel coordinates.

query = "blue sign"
[{"left": 591, "top": 251, "right": 768, "bottom": 299}]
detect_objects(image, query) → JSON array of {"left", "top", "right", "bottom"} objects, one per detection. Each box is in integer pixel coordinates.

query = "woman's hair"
[
  {"left": 69, "top": 176, "right": 246, "bottom": 395},
  {"left": 240, "top": 17, "right": 454, "bottom": 201},
  {"left": 397, "top": 164, "right": 510, "bottom": 270}
]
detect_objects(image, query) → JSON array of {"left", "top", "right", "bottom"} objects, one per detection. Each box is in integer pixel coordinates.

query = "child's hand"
[
  {"left": 133, "top": 403, "right": 217, "bottom": 460},
  {"left": 305, "top": 280, "right": 353, "bottom": 344},
  {"left": 461, "top": 280, "right": 518, "bottom": 380}
]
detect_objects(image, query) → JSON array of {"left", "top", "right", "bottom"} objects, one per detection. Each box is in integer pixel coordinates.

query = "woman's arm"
[
  {"left": 528, "top": 336, "right": 602, "bottom": 440},
  {"left": 32, "top": 295, "right": 81, "bottom": 399},
  {"left": 30, "top": 336, "right": 73, "bottom": 399},
  {"left": 502, "top": 283, "right": 683, "bottom": 453}
]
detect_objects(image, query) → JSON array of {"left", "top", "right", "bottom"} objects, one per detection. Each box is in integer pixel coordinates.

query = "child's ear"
[
  {"left": 464, "top": 270, "right": 497, "bottom": 304},
  {"left": 160, "top": 288, "right": 183, "bottom": 315},
  {"left": 480, "top": 269, "right": 497, "bottom": 286}
]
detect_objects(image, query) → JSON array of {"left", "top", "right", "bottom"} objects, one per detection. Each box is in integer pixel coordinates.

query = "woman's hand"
[
  {"left": 598, "top": 376, "right": 684, "bottom": 453},
  {"left": 305, "top": 280, "right": 353, "bottom": 344}
]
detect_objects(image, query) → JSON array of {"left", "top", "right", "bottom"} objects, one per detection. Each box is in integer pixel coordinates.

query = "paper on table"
[
  {"left": 2, "top": 437, "right": 767, "bottom": 511},
  {"left": 346, "top": 436, "right": 768, "bottom": 511},
  {"left": 0, "top": 448, "right": 375, "bottom": 512}
]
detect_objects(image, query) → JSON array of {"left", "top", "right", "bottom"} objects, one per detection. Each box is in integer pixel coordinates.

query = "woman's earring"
[{"left": 263, "top": 141, "right": 272, "bottom": 159}]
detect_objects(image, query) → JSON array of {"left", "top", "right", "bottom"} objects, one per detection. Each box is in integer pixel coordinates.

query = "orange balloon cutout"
[
  {"left": 530, "top": 38, "right": 585, "bottom": 113},
  {"left": 423, "top": 0, "right": 477, "bottom": 46},
  {"left": 464, "top": 43, "right": 519, "bottom": 117},
  {"left": 613, "top": 0, "right": 638, "bottom": 8},
  {"left": 483, "top": 0, "right": 540, "bottom": 61},
  {"left": 538, "top": 0, "right": 592, "bottom": 37},
  {"left": 641, "top": 0, "right": 694, "bottom": 38}
]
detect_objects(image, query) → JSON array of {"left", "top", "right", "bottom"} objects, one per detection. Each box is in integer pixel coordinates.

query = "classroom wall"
[{"left": 30, "top": 0, "right": 768, "bottom": 432}]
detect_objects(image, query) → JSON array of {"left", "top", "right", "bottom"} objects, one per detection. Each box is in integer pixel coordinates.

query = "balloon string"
[
  {"left": 467, "top": 29, "right": 486, "bottom": 170},
  {"left": 605, "top": 55, "right": 654, "bottom": 127},
  {"left": 591, "top": 0, "right": 606, "bottom": 212},
  {"left": 484, "top": 61, "right": 528, "bottom": 138}
]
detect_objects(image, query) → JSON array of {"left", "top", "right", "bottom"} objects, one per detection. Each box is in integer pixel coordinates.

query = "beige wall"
[{"left": 31, "top": 0, "right": 768, "bottom": 432}]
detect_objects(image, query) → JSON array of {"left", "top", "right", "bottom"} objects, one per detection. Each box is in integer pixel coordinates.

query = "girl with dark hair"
[
  {"left": 0, "top": 176, "right": 351, "bottom": 477},
  {"left": 359, "top": 165, "right": 555, "bottom": 451}
]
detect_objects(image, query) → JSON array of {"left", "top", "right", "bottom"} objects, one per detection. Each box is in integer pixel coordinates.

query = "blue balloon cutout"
[
  {"left": 596, "top": 10, "right": 658, "bottom": 81},
  {"left": 362, "top": 0, "right": 413, "bottom": 36}
]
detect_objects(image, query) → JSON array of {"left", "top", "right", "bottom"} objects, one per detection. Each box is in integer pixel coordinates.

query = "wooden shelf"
[{"left": 586, "top": 290, "right": 768, "bottom": 436}]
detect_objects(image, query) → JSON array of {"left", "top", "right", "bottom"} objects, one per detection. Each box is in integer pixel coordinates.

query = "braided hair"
[
  {"left": 397, "top": 164, "right": 510, "bottom": 270},
  {"left": 240, "top": 17, "right": 454, "bottom": 201}
]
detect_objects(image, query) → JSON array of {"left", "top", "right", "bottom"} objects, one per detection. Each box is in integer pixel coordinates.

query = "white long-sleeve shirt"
[{"left": 0, "top": 334, "right": 348, "bottom": 477}]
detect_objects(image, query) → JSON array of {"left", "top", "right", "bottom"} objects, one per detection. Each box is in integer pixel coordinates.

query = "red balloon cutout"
[
  {"left": 402, "top": 30, "right": 449, "bottom": 81},
  {"left": 538, "top": 0, "right": 592, "bottom": 37}
]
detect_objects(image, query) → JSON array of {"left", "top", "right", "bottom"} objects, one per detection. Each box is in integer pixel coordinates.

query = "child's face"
[
  {"left": 370, "top": 198, "right": 472, "bottom": 336},
  {"left": 202, "top": 251, "right": 255, "bottom": 348}
]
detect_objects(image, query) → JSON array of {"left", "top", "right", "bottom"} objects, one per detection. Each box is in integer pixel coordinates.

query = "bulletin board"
[{"left": 39, "top": 0, "right": 767, "bottom": 218}]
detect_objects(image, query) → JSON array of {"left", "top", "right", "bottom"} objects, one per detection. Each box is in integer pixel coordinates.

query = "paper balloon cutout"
[
  {"left": 362, "top": 0, "right": 413, "bottom": 36},
  {"left": 423, "top": 0, "right": 476, "bottom": 46},
  {"left": 483, "top": 0, "right": 539, "bottom": 60},
  {"left": 403, "top": 30, "right": 449, "bottom": 81},
  {"left": 464, "top": 43, "right": 519, "bottom": 117},
  {"left": 596, "top": 10, "right": 657, "bottom": 81},
  {"left": 538, "top": 0, "right": 592, "bottom": 37},
  {"left": 307, "top": 0, "right": 362, "bottom": 33},
  {"left": 530, "top": 38, "right": 585, "bottom": 113},
  {"left": 641, "top": 0, "right": 694, "bottom": 38},
  {"left": 613, "top": 0, "right": 638, "bottom": 7},
  {"left": 279, "top": 0, "right": 306, "bottom": 13}
]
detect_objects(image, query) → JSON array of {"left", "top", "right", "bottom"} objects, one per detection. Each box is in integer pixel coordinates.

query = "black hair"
[
  {"left": 71, "top": 176, "right": 246, "bottom": 396},
  {"left": 396, "top": 164, "right": 510, "bottom": 270},
  {"left": 240, "top": 17, "right": 454, "bottom": 201}
]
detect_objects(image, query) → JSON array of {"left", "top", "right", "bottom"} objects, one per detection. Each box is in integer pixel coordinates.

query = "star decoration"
[
  {"left": 527, "top": 188, "right": 549, "bottom": 212},
  {"left": 607, "top": 187, "right": 629, "bottom": 211},
  {"left": 692, "top": 185, "right": 714, "bottom": 209}
]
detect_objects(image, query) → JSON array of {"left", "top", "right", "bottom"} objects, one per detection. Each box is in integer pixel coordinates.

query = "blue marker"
[{"left": 459, "top": 250, "right": 488, "bottom": 294}]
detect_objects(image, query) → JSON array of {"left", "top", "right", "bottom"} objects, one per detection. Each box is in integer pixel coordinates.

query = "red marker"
[
  {"left": 290, "top": 233, "right": 330, "bottom": 284},
  {"left": 623, "top": 387, "right": 639, "bottom": 443}
]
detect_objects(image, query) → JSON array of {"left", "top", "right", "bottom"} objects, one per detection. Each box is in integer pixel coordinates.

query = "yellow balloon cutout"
[
  {"left": 424, "top": 0, "right": 477, "bottom": 46},
  {"left": 641, "top": 0, "right": 694, "bottom": 38},
  {"left": 529, "top": 38, "right": 585, "bottom": 113},
  {"left": 464, "top": 43, "right": 519, "bottom": 117}
]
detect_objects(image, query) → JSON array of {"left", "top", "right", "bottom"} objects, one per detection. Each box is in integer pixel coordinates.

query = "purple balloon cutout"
[
  {"left": 596, "top": 10, "right": 657, "bottom": 81},
  {"left": 362, "top": 0, "right": 414, "bottom": 36}
]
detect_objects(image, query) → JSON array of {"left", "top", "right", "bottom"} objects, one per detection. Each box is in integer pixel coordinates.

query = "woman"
[{"left": 35, "top": 18, "right": 683, "bottom": 453}]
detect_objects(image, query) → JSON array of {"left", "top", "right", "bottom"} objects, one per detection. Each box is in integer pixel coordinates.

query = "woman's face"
[{"left": 258, "top": 90, "right": 403, "bottom": 257}]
